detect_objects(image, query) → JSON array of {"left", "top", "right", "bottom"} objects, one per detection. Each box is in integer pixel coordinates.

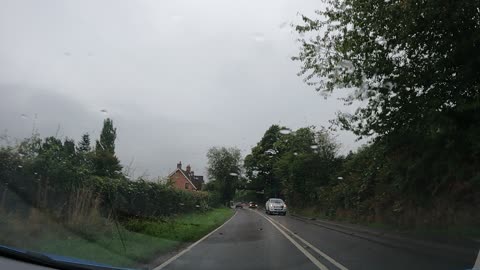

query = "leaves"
[
  {"left": 294, "top": 0, "right": 480, "bottom": 137},
  {"left": 94, "top": 118, "right": 122, "bottom": 177},
  {"left": 206, "top": 147, "right": 242, "bottom": 203},
  {"left": 245, "top": 125, "right": 340, "bottom": 206}
]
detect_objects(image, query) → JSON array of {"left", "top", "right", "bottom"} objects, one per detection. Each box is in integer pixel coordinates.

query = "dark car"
[
  {"left": 248, "top": 202, "right": 257, "bottom": 208},
  {"left": 235, "top": 203, "right": 243, "bottom": 209}
]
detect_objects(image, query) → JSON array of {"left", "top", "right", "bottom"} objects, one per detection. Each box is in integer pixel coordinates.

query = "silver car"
[{"left": 265, "top": 198, "right": 287, "bottom": 215}]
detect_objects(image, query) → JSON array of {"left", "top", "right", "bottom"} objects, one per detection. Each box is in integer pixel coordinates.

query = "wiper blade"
[{"left": 0, "top": 245, "right": 136, "bottom": 270}]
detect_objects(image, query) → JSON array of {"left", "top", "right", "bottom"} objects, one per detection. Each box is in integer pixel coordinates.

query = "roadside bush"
[
  {"left": 0, "top": 132, "right": 220, "bottom": 230},
  {"left": 89, "top": 177, "right": 214, "bottom": 219}
]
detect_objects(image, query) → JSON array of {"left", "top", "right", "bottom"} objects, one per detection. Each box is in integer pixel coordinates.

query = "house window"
[{"left": 185, "top": 183, "right": 189, "bottom": 189}]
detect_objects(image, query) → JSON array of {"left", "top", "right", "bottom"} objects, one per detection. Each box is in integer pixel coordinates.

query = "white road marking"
[
  {"left": 264, "top": 214, "right": 349, "bottom": 270},
  {"left": 254, "top": 210, "right": 330, "bottom": 270},
  {"left": 473, "top": 249, "right": 480, "bottom": 269},
  {"left": 153, "top": 210, "right": 238, "bottom": 270}
]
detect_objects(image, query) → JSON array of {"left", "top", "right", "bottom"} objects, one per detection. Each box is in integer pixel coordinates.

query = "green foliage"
[
  {"left": 245, "top": 125, "right": 341, "bottom": 205},
  {"left": 94, "top": 118, "right": 122, "bottom": 177},
  {"left": 92, "top": 177, "right": 214, "bottom": 219},
  {"left": 0, "top": 119, "right": 219, "bottom": 223},
  {"left": 0, "top": 120, "right": 226, "bottom": 267},
  {"left": 293, "top": 0, "right": 480, "bottom": 137},
  {"left": 206, "top": 146, "right": 242, "bottom": 203},
  {"left": 287, "top": 0, "right": 480, "bottom": 232},
  {"left": 246, "top": 123, "right": 480, "bottom": 231},
  {"left": 77, "top": 133, "right": 91, "bottom": 153},
  {"left": 244, "top": 125, "right": 283, "bottom": 197},
  {"left": 96, "top": 118, "right": 117, "bottom": 153}
]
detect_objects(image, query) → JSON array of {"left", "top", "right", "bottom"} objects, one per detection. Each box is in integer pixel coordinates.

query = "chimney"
[
  {"left": 191, "top": 170, "right": 194, "bottom": 177},
  {"left": 177, "top": 161, "right": 182, "bottom": 169},
  {"left": 186, "top": 164, "right": 191, "bottom": 173}
]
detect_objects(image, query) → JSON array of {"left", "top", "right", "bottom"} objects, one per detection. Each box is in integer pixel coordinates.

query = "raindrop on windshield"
[
  {"left": 279, "top": 128, "right": 291, "bottom": 135},
  {"left": 20, "top": 114, "right": 28, "bottom": 119},
  {"left": 64, "top": 52, "right": 71, "bottom": 56},
  {"left": 229, "top": 172, "right": 238, "bottom": 176},
  {"left": 265, "top": 149, "right": 277, "bottom": 155},
  {"left": 310, "top": 145, "right": 319, "bottom": 149},
  {"left": 293, "top": 152, "right": 298, "bottom": 156},
  {"left": 278, "top": 22, "right": 288, "bottom": 29},
  {"left": 100, "top": 109, "right": 108, "bottom": 114},
  {"left": 17, "top": 165, "right": 23, "bottom": 168},
  {"left": 338, "top": 60, "right": 354, "bottom": 70},
  {"left": 252, "top": 33, "right": 265, "bottom": 42}
]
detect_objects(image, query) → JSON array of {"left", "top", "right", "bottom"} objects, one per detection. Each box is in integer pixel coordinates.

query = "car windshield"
[{"left": 1, "top": 0, "right": 479, "bottom": 270}]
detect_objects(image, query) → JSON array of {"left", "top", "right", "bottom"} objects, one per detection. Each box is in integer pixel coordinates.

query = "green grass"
[
  {"left": 33, "top": 229, "right": 177, "bottom": 267},
  {"left": 124, "top": 208, "right": 234, "bottom": 243},
  {"left": 0, "top": 208, "right": 233, "bottom": 268}
]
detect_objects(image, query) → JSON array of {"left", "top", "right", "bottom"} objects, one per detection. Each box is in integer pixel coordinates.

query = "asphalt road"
[{"left": 157, "top": 208, "right": 478, "bottom": 270}]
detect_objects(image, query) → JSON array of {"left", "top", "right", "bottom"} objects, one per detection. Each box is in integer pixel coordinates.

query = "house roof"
[
  {"left": 168, "top": 168, "right": 198, "bottom": 190},
  {"left": 191, "top": 175, "right": 204, "bottom": 191}
]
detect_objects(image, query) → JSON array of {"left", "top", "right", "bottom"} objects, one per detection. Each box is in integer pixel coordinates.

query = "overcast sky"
[{"left": 0, "top": 0, "right": 361, "bottom": 179}]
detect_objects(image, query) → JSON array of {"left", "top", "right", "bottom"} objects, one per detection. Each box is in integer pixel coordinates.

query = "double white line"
[{"left": 257, "top": 211, "right": 349, "bottom": 270}]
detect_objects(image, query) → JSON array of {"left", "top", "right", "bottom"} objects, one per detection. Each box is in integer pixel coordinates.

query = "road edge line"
[
  {"left": 290, "top": 214, "right": 478, "bottom": 265},
  {"left": 266, "top": 215, "right": 349, "bottom": 270},
  {"left": 253, "top": 210, "right": 329, "bottom": 270},
  {"left": 153, "top": 210, "right": 238, "bottom": 270}
]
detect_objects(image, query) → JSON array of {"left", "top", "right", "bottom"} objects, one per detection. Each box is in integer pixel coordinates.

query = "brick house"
[{"left": 168, "top": 161, "right": 204, "bottom": 191}]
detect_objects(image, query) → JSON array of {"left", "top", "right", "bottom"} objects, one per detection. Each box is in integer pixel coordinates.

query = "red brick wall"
[{"left": 170, "top": 170, "right": 195, "bottom": 191}]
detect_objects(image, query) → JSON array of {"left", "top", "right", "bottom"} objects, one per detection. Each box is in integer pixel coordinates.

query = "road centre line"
[
  {"left": 263, "top": 213, "right": 349, "bottom": 270},
  {"left": 253, "top": 210, "right": 329, "bottom": 270},
  {"left": 154, "top": 211, "right": 238, "bottom": 270}
]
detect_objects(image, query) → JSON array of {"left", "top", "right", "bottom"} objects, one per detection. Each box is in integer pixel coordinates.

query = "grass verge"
[{"left": 0, "top": 208, "right": 233, "bottom": 268}]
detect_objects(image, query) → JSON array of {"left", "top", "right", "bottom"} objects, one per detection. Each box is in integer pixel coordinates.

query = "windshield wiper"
[{"left": 0, "top": 245, "right": 136, "bottom": 270}]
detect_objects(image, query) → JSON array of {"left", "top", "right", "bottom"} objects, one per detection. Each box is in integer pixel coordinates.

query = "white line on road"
[
  {"left": 254, "top": 210, "right": 330, "bottom": 270},
  {"left": 153, "top": 210, "right": 238, "bottom": 270},
  {"left": 264, "top": 214, "right": 349, "bottom": 270},
  {"left": 473, "top": 249, "right": 480, "bottom": 269}
]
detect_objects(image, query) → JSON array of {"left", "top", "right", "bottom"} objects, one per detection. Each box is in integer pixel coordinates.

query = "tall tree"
[
  {"left": 206, "top": 147, "right": 242, "bottom": 204},
  {"left": 96, "top": 119, "right": 117, "bottom": 153},
  {"left": 245, "top": 125, "right": 340, "bottom": 206},
  {"left": 75, "top": 133, "right": 94, "bottom": 176},
  {"left": 293, "top": 0, "right": 480, "bottom": 138},
  {"left": 63, "top": 138, "right": 75, "bottom": 156},
  {"left": 244, "top": 125, "right": 283, "bottom": 198},
  {"left": 77, "top": 133, "right": 91, "bottom": 153},
  {"left": 94, "top": 118, "right": 122, "bottom": 177}
]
